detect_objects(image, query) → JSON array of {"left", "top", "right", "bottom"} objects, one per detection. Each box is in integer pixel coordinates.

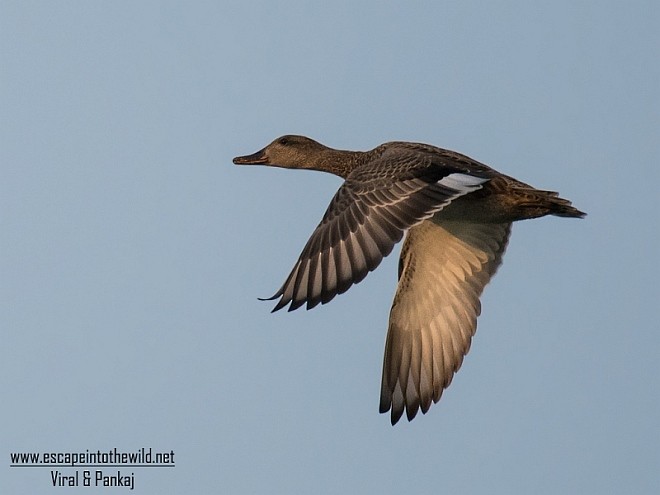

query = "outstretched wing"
[
  {"left": 380, "top": 219, "right": 511, "bottom": 425},
  {"left": 266, "top": 151, "right": 490, "bottom": 312}
]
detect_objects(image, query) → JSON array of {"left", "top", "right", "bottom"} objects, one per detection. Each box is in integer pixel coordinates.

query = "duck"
[{"left": 233, "top": 135, "right": 585, "bottom": 425}]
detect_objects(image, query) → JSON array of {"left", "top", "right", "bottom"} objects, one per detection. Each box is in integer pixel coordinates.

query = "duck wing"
[
  {"left": 266, "top": 149, "right": 490, "bottom": 311},
  {"left": 379, "top": 219, "right": 511, "bottom": 424}
]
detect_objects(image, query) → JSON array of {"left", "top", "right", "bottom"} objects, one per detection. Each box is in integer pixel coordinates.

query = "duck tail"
[{"left": 536, "top": 190, "right": 586, "bottom": 218}]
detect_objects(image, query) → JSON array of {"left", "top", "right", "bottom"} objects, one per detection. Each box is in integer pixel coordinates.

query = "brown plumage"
[{"left": 234, "top": 135, "right": 585, "bottom": 425}]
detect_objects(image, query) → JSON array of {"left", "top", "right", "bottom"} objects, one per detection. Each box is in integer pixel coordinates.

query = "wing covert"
[{"left": 266, "top": 157, "right": 489, "bottom": 312}]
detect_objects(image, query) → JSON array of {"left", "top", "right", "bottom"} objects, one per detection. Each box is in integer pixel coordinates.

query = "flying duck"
[{"left": 233, "top": 135, "right": 585, "bottom": 425}]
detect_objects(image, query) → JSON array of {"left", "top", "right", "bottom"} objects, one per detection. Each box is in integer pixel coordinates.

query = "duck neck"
[{"left": 312, "top": 149, "right": 375, "bottom": 179}]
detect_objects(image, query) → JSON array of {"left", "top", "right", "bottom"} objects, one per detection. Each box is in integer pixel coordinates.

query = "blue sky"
[{"left": 2, "top": 1, "right": 659, "bottom": 493}]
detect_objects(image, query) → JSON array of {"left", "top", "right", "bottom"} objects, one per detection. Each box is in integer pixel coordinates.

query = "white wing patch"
[{"left": 437, "top": 173, "right": 488, "bottom": 192}]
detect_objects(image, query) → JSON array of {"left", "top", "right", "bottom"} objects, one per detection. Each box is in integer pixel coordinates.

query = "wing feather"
[
  {"left": 266, "top": 152, "right": 490, "bottom": 311},
  {"left": 379, "top": 219, "right": 511, "bottom": 424}
]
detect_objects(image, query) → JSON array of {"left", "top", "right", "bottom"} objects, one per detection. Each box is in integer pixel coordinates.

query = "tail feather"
[
  {"left": 541, "top": 192, "right": 586, "bottom": 218},
  {"left": 512, "top": 189, "right": 586, "bottom": 219}
]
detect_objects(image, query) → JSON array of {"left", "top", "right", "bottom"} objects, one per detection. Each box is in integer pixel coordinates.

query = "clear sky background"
[{"left": 2, "top": 1, "right": 659, "bottom": 494}]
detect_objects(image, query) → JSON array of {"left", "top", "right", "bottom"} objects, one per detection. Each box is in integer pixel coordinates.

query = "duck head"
[{"left": 233, "top": 135, "right": 329, "bottom": 171}]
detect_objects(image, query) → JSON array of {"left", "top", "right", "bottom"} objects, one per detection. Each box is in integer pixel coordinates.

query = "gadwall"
[{"left": 234, "top": 135, "right": 585, "bottom": 425}]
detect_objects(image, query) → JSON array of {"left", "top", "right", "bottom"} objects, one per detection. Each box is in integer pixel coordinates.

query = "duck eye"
[{"left": 278, "top": 137, "right": 289, "bottom": 146}]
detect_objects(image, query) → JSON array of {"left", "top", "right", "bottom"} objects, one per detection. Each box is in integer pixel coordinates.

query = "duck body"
[{"left": 234, "top": 135, "right": 585, "bottom": 425}]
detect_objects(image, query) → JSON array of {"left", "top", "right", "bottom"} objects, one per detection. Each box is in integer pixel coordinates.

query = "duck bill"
[{"left": 233, "top": 148, "right": 269, "bottom": 165}]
